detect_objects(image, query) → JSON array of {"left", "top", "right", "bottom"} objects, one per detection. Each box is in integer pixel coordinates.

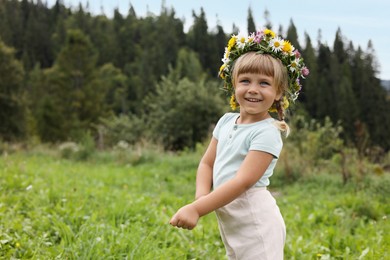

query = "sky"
[{"left": 46, "top": 0, "right": 390, "bottom": 80}]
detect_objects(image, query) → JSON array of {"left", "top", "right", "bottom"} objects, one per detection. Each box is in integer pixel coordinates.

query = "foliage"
[
  {"left": 144, "top": 76, "right": 225, "bottom": 150},
  {"left": 288, "top": 116, "right": 344, "bottom": 162},
  {"left": 0, "top": 39, "right": 26, "bottom": 140},
  {"left": 0, "top": 149, "right": 388, "bottom": 259},
  {"left": 97, "top": 114, "right": 144, "bottom": 148}
]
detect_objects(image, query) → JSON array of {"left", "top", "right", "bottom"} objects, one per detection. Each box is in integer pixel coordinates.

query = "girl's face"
[{"left": 235, "top": 72, "right": 282, "bottom": 122}]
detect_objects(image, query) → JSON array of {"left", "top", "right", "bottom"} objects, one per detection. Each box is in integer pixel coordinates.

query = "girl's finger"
[{"left": 169, "top": 214, "right": 178, "bottom": 226}]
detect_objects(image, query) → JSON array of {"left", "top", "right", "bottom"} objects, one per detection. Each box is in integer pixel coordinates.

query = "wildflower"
[
  {"left": 289, "top": 60, "right": 299, "bottom": 72},
  {"left": 230, "top": 95, "right": 238, "bottom": 110},
  {"left": 282, "top": 40, "right": 293, "bottom": 53},
  {"left": 282, "top": 96, "right": 290, "bottom": 110},
  {"left": 301, "top": 66, "right": 310, "bottom": 77},
  {"left": 264, "top": 29, "right": 276, "bottom": 38},
  {"left": 235, "top": 32, "right": 248, "bottom": 49},
  {"left": 270, "top": 37, "right": 284, "bottom": 52},
  {"left": 219, "top": 63, "right": 226, "bottom": 72},
  {"left": 293, "top": 50, "right": 301, "bottom": 58},
  {"left": 228, "top": 36, "right": 236, "bottom": 49},
  {"left": 253, "top": 31, "right": 265, "bottom": 43}
]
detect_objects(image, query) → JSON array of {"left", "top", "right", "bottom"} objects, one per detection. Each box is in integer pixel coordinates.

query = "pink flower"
[
  {"left": 293, "top": 50, "right": 301, "bottom": 58},
  {"left": 301, "top": 66, "right": 310, "bottom": 77},
  {"left": 253, "top": 31, "right": 265, "bottom": 43}
]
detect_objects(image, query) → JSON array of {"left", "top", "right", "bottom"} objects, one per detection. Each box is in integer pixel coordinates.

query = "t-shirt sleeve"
[{"left": 249, "top": 125, "right": 283, "bottom": 158}]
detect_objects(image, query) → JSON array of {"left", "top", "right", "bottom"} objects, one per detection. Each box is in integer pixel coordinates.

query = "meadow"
[{"left": 0, "top": 145, "right": 389, "bottom": 259}]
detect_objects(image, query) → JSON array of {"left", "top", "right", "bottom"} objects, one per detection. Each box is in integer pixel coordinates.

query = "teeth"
[{"left": 247, "top": 98, "right": 260, "bottom": 102}]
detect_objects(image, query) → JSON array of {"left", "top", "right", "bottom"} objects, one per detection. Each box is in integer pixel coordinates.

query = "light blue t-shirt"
[{"left": 212, "top": 113, "right": 283, "bottom": 188}]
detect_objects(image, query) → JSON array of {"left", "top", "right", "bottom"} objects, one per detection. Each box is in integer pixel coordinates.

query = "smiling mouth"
[{"left": 245, "top": 98, "right": 262, "bottom": 102}]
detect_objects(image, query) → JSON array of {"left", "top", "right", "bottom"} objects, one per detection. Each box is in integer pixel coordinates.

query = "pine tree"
[
  {"left": 187, "top": 8, "right": 212, "bottom": 73},
  {"left": 330, "top": 29, "right": 359, "bottom": 141},
  {"left": 300, "top": 32, "right": 318, "bottom": 114},
  {"left": 0, "top": 40, "right": 26, "bottom": 140},
  {"left": 286, "top": 19, "right": 301, "bottom": 51},
  {"left": 247, "top": 7, "right": 256, "bottom": 33},
  {"left": 39, "top": 30, "right": 109, "bottom": 141},
  {"left": 362, "top": 42, "right": 390, "bottom": 149},
  {"left": 167, "top": 47, "right": 205, "bottom": 83},
  {"left": 99, "top": 63, "right": 128, "bottom": 115},
  {"left": 316, "top": 43, "right": 334, "bottom": 119},
  {"left": 263, "top": 9, "right": 272, "bottom": 29}
]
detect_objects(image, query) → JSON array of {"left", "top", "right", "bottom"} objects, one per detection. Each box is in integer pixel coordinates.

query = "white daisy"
[
  {"left": 289, "top": 60, "right": 300, "bottom": 72},
  {"left": 235, "top": 31, "right": 248, "bottom": 49},
  {"left": 222, "top": 47, "right": 230, "bottom": 63},
  {"left": 269, "top": 37, "right": 284, "bottom": 52}
]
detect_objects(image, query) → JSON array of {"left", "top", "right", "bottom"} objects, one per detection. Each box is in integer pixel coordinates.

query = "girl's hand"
[{"left": 169, "top": 204, "right": 199, "bottom": 230}]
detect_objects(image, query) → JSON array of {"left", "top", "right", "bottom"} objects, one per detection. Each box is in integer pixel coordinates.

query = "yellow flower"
[
  {"left": 230, "top": 95, "right": 238, "bottom": 110},
  {"left": 228, "top": 37, "right": 236, "bottom": 48},
  {"left": 268, "top": 107, "right": 277, "bottom": 113},
  {"left": 282, "top": 96, "right": 289, "bottom": 109},
  {"left": 16, "top": 242, "right": 20, "bottom": 248},
  {"left": 268, "top": 96, "right": 289, "bottom": 112},
  {"left": 282, "top": 40, "right": 293, "bottom": 53},
  {"left": 219, "top": 64, "right": 227, "bottom": 79},
  {"left": 264, "top": 29, "right": 275, "bottom": 38}
]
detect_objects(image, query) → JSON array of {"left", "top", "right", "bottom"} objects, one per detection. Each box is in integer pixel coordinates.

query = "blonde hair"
[{"left": 232, "top": 52, "right": 290, "bottom": 135}]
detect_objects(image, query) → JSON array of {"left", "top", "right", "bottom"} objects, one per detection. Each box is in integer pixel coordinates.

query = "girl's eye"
[
  {"left": 239, "top": 79, "right": 250, "bottom": 84},
  {"left": 260, "top": 81, "right": 271, "bottom": 86}
]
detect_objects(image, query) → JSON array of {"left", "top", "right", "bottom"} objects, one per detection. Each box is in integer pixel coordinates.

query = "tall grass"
[{"left": 0, "top": 146, "right": 389, "bottom": 259}]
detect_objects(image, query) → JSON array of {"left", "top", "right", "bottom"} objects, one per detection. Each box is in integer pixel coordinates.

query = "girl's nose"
[{"left": 248, "top": 85, "right": 259, "bottom": 94}]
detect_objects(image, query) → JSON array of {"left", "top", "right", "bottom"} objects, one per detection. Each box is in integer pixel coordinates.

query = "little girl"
[{"left": 170, "top": 28, "right": 309, "bottom": 259}]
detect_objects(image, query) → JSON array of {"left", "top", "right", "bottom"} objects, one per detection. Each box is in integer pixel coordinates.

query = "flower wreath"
[{"left": 219, "top": 28, "right": 309, "bottom": 111}]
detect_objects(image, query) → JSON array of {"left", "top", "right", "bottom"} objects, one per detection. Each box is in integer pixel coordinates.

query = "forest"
[{"left": 1, "top": 0, "right": 390, "bottom": 153}]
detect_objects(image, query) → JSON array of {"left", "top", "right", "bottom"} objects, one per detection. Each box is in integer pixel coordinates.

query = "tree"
[
  {"left": 167, "top": 47, "right": 205, "bottom": 83},
  {"left": 0, "top": 40, "right": 26, "bottom": 140},
  {"left": 263, "top": 9, "right": 272, "bottom": 29},
  {"left": 286, "top": 19, "right": 300, "bottom": 50},
  {"left": 38, "top": 30, "right": 109, "bottom": 141},
  {"left": 330, "top": 29, "right": 358, "bottom": 141},
  {"left": 247, "top": 7, "right": 256, "bottom": 33},
  {"left": 187, "top": 8, "right": 213, "bottom": 73},
  {"left": 144, "top": 76, "right": 225, "bottom": 150},
  {"left": 300, "top": 33, "right": 318, "bottom": 113},
  {"left": 99, "top": 63, "right": 128, "bottom": 115},
  {"left": 315, "top": 43, "right": 334, "bottom": 119},
  {"left": 144, "top": 51, "right": 224, "bottom": 150}
]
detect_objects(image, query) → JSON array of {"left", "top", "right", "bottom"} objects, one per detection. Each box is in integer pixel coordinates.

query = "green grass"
[{"left": 0, "top": 150, "right": 389, "bottom": 259}]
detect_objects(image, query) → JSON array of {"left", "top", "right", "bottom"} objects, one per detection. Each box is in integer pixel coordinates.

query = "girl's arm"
[
  {"left": 170, "top": 150, "right": 274, "bottom": 229},
  {"left": 195, "top": 138, "right": 217, "bottom": 200}
]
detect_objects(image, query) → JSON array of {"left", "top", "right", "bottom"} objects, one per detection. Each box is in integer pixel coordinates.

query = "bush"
[
  {"left": 58, "top": 131, "right": 96, "bottom": 161},
  {"left": 277, "top": 116, "right": 360, "bottom": 184},
  {"left": 97, "top": 114, "right": 144, "bottom": 148}
]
